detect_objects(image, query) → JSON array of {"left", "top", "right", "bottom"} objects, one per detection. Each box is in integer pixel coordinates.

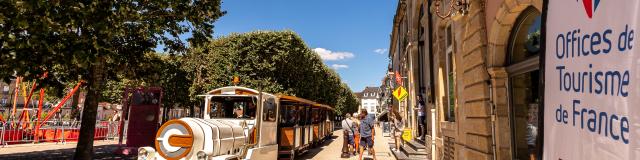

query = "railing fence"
[{"left": 0, "top": 120, "right": 126, "bottom": 147}]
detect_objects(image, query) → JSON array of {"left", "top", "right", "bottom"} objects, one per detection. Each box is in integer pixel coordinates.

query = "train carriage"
[{"left": 138, "top": 86, "right": 335, "bottom": 160}]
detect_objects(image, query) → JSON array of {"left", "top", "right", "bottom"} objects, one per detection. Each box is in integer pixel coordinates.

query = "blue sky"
[{"left": 208, "top": 1, "right": 397, "bottom": 92}]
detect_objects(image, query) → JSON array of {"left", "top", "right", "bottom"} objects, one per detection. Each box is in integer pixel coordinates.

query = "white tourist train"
[{"left": 138, "top": 86, "right": 336, "bottom": 160}]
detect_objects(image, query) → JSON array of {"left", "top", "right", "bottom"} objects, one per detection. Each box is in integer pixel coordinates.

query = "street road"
[
  {"left": 0, "top": 127, "right": 396, "bottom": 160},
  {"left": 296, "top": 126, "right": 395, "bottom": 160}
]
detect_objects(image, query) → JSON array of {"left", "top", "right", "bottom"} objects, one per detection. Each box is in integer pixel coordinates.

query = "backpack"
[{"left": 343, "top": 119, "right": 355, "bottom": 136}]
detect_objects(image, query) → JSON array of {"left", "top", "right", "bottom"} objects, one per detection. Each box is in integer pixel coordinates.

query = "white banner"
[{"left": 545, "top": 0, "right": 640, "bottom": 159}]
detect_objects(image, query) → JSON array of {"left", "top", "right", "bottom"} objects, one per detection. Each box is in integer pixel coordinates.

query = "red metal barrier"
[{"left": 1, "top": 121, "right": 122, "bottom": 146}]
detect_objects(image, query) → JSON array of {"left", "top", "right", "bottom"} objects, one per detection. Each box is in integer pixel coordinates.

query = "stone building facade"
[{"left": 388, "top": 0, "right": 544, "bottom": 159}]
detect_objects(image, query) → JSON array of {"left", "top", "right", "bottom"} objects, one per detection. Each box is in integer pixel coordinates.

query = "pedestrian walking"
[
  {"left": 352, "top": 112, "right": 360, "bottom": 154},
  {"left": 415, "top": 95, "right": 426, "bottom": 140},
  {"left": 391, "top": 107, "right": 403, "bottom": 152},
  {"left": 341, "top": 113, "right": 356, "bottom": 157},
  {"left": 358, "top": 109, "right": 377, "bottom": 160}
]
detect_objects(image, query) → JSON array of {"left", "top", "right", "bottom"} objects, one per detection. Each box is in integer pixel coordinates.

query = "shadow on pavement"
[
  {"left": 295, "top": 135, "right": 340, "bottom": 160},
  {"left": 0, "top": 145, "right": 136, "bottom": 160},
  {"left": 296, "top": 135, "right": 378, "bottom": 160}
]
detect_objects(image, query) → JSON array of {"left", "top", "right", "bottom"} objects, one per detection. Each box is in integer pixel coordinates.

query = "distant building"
[{"left": 356, "top": 86, "right": 381, "bottom": 116}]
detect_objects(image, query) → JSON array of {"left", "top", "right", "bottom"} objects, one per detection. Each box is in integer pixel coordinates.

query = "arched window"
[
  {"left": 506, "top": 7, "right": 542, "bottom": 160},
  {"left": 508, "top": 8, "right": 542, "bottom": 65}
]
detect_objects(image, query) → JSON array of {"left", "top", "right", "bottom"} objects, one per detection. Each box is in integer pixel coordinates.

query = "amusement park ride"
[
  {"left": 0, "top": 73, "right": 162, "bottom": 148},
  {"left": 0, "top": 73, "right": 84, "bottom": 143}
]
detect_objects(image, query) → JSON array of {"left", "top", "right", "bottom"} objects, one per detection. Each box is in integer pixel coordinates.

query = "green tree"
[
  {"left": 100, "top": 53, "right": 192, "bottom": 122},
  {"left": 334, "top": 82, "right": 359, "bottom": 116},
  {"left": 142, "top": 53, "right": 192, "bottom": 120},
  {"left": 184, "top": 31, "right": 357, "bottom": 114},
  {"left": 0, "top": 1, "right": 225, "bottom": 159}
]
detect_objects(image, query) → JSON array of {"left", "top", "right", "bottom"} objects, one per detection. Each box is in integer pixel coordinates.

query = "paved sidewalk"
[
  {"left": 297, "top": 126, "right": 395, "bottom": 160},
  {"left": 0, "top": 140, "right": 135, "bottom": 160},
  {"left": 0, "top": 128, "right": 397, "bottom": 160}
]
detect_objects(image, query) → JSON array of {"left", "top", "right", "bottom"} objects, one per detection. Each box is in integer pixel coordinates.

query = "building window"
[
  {"left": 507, "top": 7, "right": 542, "bottom": 160},
  {"left": 445, "top": 25, "right": 457, "bottom": 122}
]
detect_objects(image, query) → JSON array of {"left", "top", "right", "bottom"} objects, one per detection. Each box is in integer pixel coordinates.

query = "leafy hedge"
[{"left": 183, "top": 31, "right": 358, "bottom": 115}]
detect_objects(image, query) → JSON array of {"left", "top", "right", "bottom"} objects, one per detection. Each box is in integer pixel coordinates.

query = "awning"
[{"left": 377, "top": 111, "right": 389, "bottom": 122}]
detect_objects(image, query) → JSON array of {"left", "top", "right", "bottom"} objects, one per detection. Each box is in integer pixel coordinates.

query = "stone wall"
[
  {"left": 389, "top": 0, "right": 544, "bottom": 159},
  {"left": 455, "top": 0, "right": 493, "bottom": 159}
]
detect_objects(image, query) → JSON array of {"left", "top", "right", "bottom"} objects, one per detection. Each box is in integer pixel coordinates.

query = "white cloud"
[
  {"left": 331, "top": 64, "right": 349, "bottom": 70},
  {"left": 313, "top": 48, "right": 355, "bottom": 61},
  {"left": 373, "top": 48, "right": 388, "bottom": 54}
]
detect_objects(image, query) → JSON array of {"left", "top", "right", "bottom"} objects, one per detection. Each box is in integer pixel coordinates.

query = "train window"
[
  {"left": 263, "top": 98, "right": 276, "bottom": 122},
  {"left": 312, "top": 109, "right": 320, "bottom": 123},
  {"left": 280, "top": 105, "right": 297, "bottom": 127},
  {"left": 298, "top": 106, "right": 307, "bottom": 126},
  {"left": 289, "top": 106, "right": 298, "bottom": 125},
  {"left": 322, "top": 110, "right": 326, "bottom": 121},
  {"left": 209, "top": 96, "right": 257, "bottom": 119},
  {"left": 306, "top": 107, "right": 312, "bottom": 124}
]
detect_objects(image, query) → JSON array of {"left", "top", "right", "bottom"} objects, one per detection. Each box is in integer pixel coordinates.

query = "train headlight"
[
  {"left": 138, "top": 147, "right": 156, "bottom": 160},
  {"left": 196, "top": 151, "right": 207, "bottom": 160}
]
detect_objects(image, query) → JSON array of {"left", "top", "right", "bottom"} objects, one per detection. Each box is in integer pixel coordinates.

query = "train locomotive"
[{"left": 138, "top": 86, "right": 335, "bottom": 160}]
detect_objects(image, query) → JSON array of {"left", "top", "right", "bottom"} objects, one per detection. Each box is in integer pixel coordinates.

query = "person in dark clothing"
[{"left": 415, "top": 95, "right": 426, "bottom": 140}]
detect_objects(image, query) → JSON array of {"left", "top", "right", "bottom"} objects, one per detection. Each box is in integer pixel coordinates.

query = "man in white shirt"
[{"left": 341, "top": 113, "right": 356, "bottom": 155}]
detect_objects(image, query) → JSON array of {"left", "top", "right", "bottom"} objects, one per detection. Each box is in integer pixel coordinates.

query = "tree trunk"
[
  {"left": 71, "top": 89, "right": 81, "bottom": 121},
  {"left": 74, "top": 58, "right": 104, "bottom": 160},
  {"left": 190, "top": 103, "right": 196, "bottom": 117}
]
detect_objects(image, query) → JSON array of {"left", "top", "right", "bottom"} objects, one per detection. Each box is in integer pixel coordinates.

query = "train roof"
[
  {"left": 198, "top": 86, "right": 334, "bottom": 111},
  {"left": 199, "top": 86, "right": 275, "bottom": 97},
  {"left": 314, "top": 103, "right": 335, "bottom": 111},
  {"left": 277, "top": 95, "right": 316, "bottom": 105},
  {"left": 278, "top": 94, "right": 334, "bottom": 111}
]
